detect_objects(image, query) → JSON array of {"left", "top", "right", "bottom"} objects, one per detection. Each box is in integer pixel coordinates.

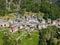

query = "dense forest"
[
  {"left": 38, "top": 26, "right": 60, "bottom": 45},
  {"left": 55, "top": 0, "right": 60, "bottom": 7},
  {"left": 0, "top": 0, "right": 60, "bottom": 20}
]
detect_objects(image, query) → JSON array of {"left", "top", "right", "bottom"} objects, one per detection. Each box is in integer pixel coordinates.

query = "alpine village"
[{"left": 0, "top": 0, "right": 60, "bottom": 45}]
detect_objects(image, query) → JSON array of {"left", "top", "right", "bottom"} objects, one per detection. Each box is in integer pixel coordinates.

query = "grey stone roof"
[
  {"left": 11, "top": 23, "right": 19, "bottom": 27},
  {"left": 0, "top": 19, "right": 8, "bottom": 24}
]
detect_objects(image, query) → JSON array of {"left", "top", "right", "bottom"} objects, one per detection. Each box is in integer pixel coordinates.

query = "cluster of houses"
[{"left": 0, "top": 14, "right": 60, "bottom": 33}]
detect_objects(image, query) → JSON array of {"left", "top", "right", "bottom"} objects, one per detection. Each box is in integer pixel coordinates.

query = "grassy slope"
[
  {"left": 0, "top": 25, "right": 39, "bottom": 45},
  {"left": 20, "top": 30, "right": 39, "bottom": 45},
  {"left": 0, "top": 32, "right": 3, "bottom": 45},
  {"left": 0, "top": 14, "right": 15, "bottom": 20}
]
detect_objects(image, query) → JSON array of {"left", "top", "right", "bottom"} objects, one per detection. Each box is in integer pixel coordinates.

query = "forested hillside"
[
  {"left": 55, "top": 0, "right": 60, "bottom": 7},
  {"left": 0, "top": 0, "right": 60, "bottom": 20},
  {"left": 0, "top": 0, "right": 60, "bottom": 45}
]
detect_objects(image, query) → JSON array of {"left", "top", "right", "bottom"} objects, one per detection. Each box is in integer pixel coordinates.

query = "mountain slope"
[{"left": 55, "top": 0, "right": 60, "bottom": 7}]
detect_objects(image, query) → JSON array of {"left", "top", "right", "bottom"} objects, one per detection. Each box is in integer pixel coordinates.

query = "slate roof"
[{"left": 0, "top": 19, "right": 8, "bottom": 24}]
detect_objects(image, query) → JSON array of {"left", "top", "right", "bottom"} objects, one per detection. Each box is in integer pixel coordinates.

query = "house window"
[
  {"left": 18, "top": 20, "right": 20, "bottom": 22},
  {"left": 58, "top": 24, "right": 60, "bottom": 26},
  {"left": 4, "top": 24, "right": 6, "bottom": 26},
  {"left": 18, "top": 27, "right": 20, "bottom": 28},
  {"left": 1, "top": 25, "right": 2, "bottom": 27}
]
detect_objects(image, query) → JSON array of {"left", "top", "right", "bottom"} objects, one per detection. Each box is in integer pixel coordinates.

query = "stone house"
[
  {"left": 0, "top": 19, "right": 9, "bottom": 27},
  {"left": 9, "top": 23, "right": 19, "bottom": 32},
  {"left": 55, "top": 19, "right": 60, "bottom": 28},
  {"left": 38, "top": 24, "right": 48, "bottom": 29}
]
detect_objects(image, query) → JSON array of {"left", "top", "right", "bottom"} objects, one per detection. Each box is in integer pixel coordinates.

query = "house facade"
[
  {"left": 55, "top": 19, "right": 60, "bottom": 28},
  {"left": 52, "top": 19, "right": 60, "bottom": 28},
  {"left": 9, "top": 23, "right": 18, "bottom": 32},
  {"left": 0, "top": 19, "right": 9, "bottom": 27}
]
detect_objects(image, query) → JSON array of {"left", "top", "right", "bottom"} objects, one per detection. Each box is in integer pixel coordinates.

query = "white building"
[
  {"left": 38, "top": 24, "right": 48, "bottom": 29},
  {"left": 0, "top": 19, "right": 9, "bottom": 27},
  {"left": 52, "top": 19, "right": 60, "bottom": 28}
]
